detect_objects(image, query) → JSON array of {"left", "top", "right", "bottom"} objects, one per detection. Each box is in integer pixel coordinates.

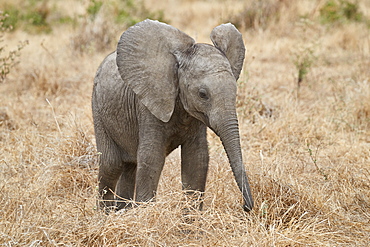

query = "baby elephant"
[{"left": 92, "top": 19, "right": 254, "bottom": 212}]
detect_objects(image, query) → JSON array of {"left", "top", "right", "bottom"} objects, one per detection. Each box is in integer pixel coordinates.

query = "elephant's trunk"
[{"left": 212, "top": 113, "right": 254, "bottom": 212}]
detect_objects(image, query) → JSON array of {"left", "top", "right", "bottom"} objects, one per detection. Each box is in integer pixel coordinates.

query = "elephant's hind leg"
[
  {"left": 116, "top": 162, "right": 137, "bottom": 210},
  {"left": 96, "top": 134, "right": 125, "bottom": 213}
]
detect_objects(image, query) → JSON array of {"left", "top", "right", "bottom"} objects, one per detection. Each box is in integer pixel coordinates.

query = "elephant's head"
[{"left": 116, "top": 19, "right": 253, "bottom": 211}]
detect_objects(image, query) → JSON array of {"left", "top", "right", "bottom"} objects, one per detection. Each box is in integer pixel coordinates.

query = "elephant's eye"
[{"left": 198, "top": 88, "right": 209, "bottom": 100}]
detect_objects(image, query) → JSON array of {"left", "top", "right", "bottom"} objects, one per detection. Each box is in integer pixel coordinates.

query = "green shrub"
[
  {"left": 2, "top": 1, "right": 52, "bottom": 33},
  {"left": 0, "top": 12, "right": 28, "bottom": 83},
  {"left": 341, "top": 1, "right": 362, "bottom": 21},
  {"left": 87, "top": 0, "right": 104, "bottom": 20},
  {"left": 72, "top": 0, "right": 167, "bottom": 53},
  {"left": 1, "top": 0, "right": 167, "bottom": 35},
  {"left": 0, "top": 6, "right": 19, "bottom": 30},
  {"left": 84, "top": 0, "right": 166, "bottom": 25},
  {"left": 1, "top": 0, "right": 78, "bottom": 34},
  {"left": 319, "top": 0, "right": 364, "bottom": 24},
  {"left": 113, "top": 0, "right": 166, "bottom": 27}
]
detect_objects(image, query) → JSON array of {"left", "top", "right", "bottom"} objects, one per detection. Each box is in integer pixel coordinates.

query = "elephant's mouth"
[{"left": 193, "top": 110, "right": 210, "bottom": 126}]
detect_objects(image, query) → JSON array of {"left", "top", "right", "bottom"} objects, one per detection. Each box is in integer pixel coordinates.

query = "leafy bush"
[
  {"left": 83, "top": 0, "right": 166, "bottom": 26},
  {"left": 0, "top": 6, "right": 20, "bottom": 30},
  {"left": 0, "top": 12, "right": 28, "bottom": 83},
  {"left": 1, "top": 0, "right": 166, "bottom": 37},
  {"left": 71, "top": 0, "right": 167, "bottom": 53},
  {"left": 87, "top": 0, "right": 104, "bottom": 20},
  {"left": 112, "top": 0, "right": 166, "bottom": 27},
  {"left": 1, "top": 1, "right": 52, "bottom": 33},
  {"left": 319, "top": 0, "right": 364, "bottom": 24}
]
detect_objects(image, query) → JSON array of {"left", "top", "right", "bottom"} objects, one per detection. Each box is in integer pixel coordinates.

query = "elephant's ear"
[
  {"left": 116, "top": 19, "right": 195, "bottom": 122},
  {"left": 210, "top": 23, "right": 245, "bottom": 80}
]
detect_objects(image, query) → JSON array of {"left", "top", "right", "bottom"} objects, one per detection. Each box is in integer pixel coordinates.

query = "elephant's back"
[{"left": 93, "top": 52, "right": 128, "bottom": 105}]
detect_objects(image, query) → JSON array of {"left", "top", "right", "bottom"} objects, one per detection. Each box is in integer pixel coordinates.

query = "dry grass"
[{"left": 1, "top": 0, "right": 370, "bottom": 246}]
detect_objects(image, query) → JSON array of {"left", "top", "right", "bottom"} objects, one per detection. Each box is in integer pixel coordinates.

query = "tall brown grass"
[{"left": 1, "top": 0, "right": 369, "bottom": 246}]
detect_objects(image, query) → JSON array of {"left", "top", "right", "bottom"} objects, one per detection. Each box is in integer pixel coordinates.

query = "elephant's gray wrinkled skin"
[{"left": 92, "top": 19, "right": 254, "bottom": 212}]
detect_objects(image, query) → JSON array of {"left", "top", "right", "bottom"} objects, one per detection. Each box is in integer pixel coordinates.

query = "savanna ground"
[{"left": 1, "top": 0, "right": 369, "bottom": 246}]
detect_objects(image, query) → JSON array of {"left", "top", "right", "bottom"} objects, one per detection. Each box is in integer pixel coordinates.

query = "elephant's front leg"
[
  {"left": 181, "top": 125, "right": 209, "bottom": 210},
  {"left": 135, "top": 137, "right": 166, "bottom": 203}
]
